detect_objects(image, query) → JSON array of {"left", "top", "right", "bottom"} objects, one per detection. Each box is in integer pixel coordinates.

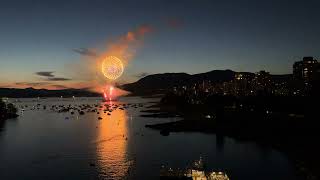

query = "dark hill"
[
  {"left": 191, "top": 69, "right": 236, "bottom": 82},
  {"left": 122, "top": 73, "right": 191, "bottom": 95},
  {"left": 0, "top": 88, "right": 99, "bottom": 98},
  {"left": 121, "top": 70, "right": 247, "bottom": 95}
]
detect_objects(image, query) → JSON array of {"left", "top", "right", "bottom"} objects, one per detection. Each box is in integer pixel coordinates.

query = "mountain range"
[
  {"left": 0, "top": 87, "right": 99, "bottom": 98},
  {"left": 121, "top": 70, "right": 292, "bottom": 95},
  {"left": 121, "top": 70, "right": 235, "bottom": 95},
  {"left": 0, "top": 70, "right": 292, "bottom": 97}
]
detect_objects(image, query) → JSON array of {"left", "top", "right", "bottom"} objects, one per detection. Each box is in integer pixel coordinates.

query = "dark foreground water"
[{"left": 0, "top": 97, "right": 298, "bottom": 180}]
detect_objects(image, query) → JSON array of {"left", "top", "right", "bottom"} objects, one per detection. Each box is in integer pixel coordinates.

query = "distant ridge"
[
  {"left": 1, "top": 70, "right": 293, "bottom": 97},
  {"left": 0, "top": 87, "right": 99, "bottom": 98},
  {"left": 122, "top": 70, "right": 239, "bottom": 95},
  {"left": 121, "top": 70, "right": 292, "bottom": 95}
]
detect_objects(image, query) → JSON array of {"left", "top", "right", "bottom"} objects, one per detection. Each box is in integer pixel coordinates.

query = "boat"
[{"left": 160, "top": 157, "right": 230, "bottom": 180}]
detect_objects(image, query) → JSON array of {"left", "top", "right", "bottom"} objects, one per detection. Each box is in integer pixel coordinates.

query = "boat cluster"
[
  {"left": 18, "top": 102, "right": 144, "bottom": 120},
  {"left": 160, "top": 157, "right": 230, "bottom": 180}
]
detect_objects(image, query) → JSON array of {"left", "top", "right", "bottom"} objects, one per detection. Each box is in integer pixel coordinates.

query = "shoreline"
[{"left": 144, "top": 107, "right": 319, "bottom": 180}]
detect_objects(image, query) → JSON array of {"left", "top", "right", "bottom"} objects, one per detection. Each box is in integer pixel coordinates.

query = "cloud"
[
  {"left": 12, "top": 82, "right": 70, "bottom": 90},
  {"left": 15, "top": 82, "right": 51, "bottom": 86},
  {"left": 35, "top": 71, "right": 55, "bottom": 77},
  {"left": 51, "top": 85, "right": 68, "bottom": 89},
  {"left": 126, "top": 32, "right": 136, "bottom": 41},
  {"left": 47, "top": 77, "right": 71, "bottom": 81},
  {"left": 35, "top": 71, "right": 71, "bottom": 81},
  {"left": 123, "top": 24, "right": 153, "bottom": 43},
  {"left": 101, "top": 24, "right": 154, "bottom": 64},
  {"left": 135, "top": 24, "right": 153, "bottom": 38},
  {"left": 67, "top": 24, "right": 154, "bottom": 93},
  {"left": 73, "top": 48, "right": 98, "bottom": 57},
  {"left": 135, "top": 72, "right": 149, "bottom": 78},
  {"left": 166, "top": 18, "right": 184, "bottom": 29}
]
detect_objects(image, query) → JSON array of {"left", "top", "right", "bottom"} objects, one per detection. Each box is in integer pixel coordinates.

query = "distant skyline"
[{"left": 1, "top": 0, "right": 320, "bottom": 89}]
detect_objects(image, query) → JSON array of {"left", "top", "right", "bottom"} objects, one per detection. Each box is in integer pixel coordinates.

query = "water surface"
[{"left": 0, "top": 97, "right": 298, "bottom": 180}]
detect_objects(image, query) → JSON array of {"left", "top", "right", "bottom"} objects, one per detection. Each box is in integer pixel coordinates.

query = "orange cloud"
[
  {"left": 166, "top": 17, "right": 184, "bottom": 29},
  {"left": 137, "top": 24, "right": 153, "bottom": 36},
  {"left": 2, "top": 24, "right": 154, "bottom": 92},
  {"left": 102, "top": 24, "right": 153, "bottom": 63},
  {"left": 66, "top": 24, "right": 153, "bottom": 94},
  {"left": 126, "top": 31, "right": 136, "bottom": 41}
]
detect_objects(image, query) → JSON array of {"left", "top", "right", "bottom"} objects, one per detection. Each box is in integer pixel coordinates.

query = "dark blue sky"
[{"left": 1, "top": 0, "right": 320, "bottom": 87}]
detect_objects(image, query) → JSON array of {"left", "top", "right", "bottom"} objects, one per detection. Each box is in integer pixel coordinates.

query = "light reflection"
[{"left": 95, "top": 101, "right": 131, "bottom": 179}]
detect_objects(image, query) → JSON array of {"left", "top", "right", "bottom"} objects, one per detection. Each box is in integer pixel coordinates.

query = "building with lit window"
[
  {"left": 252, "top": 70, "right": 272, "bottom": 95},
  {"left": 293, "top": 57, "right": 319, "bottom": 82}
]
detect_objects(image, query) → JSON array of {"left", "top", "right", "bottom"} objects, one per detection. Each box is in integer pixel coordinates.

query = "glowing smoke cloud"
[
  {"left": 100, "top": 24, "right": 153, "bottom": 66},
  {"left": 3, "top": 19, "right": 183, "bottom": 90},
  {"left": 67, "top": 24, "right": 153, "bottom": 100}
]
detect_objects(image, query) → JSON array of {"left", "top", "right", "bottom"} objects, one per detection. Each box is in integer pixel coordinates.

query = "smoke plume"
[{"left": 70, "top": 24, "right": 153, "bottom": 95}]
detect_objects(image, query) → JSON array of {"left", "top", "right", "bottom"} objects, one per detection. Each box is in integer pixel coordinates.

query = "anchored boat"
[{"left": 160, "top": 157, "right": 230, "bottom": 180}]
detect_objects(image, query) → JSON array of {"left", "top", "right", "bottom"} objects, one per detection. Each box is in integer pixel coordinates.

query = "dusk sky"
[{"left": 1, "top": 0, "right": 320, "bottom": 89}]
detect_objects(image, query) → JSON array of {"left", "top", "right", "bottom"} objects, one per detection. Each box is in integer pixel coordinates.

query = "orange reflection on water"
[{"left": 95, "top": 102, "right": 132, "bottom": 179}]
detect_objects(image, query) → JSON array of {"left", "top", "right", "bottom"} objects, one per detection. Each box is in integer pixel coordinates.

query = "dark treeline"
[
  {"left": 0, "top": 100, "right": 18, "bottom": 121},
  {"left": 0, "top": 88, "right": 100, "bottom": 98},
  {"left": 147, "top": 93, "right": 320, "bottom": 179}
]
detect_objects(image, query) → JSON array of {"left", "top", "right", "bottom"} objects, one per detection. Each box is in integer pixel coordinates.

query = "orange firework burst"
[{"left": 101, "top": 56, "right": 124, "bottom": 80}]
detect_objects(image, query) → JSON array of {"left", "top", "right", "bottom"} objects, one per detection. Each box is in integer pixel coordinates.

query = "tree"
[
  {"left": 0, "top": 99, "right": 18, "bottom": 120},
  {"left": 0, "top": 100, "right": 6, "bottom": 119},
  {"left": 6, "top": 103, "right": 17, "bottom": 115}
]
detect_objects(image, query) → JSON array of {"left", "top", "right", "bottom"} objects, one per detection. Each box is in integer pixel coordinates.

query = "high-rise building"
[
  {"left": 293, "top": 57, "right": 319, "bottom": 82},
  {"left": 234, "top": 72, "right": 255, "bottom": 96},
  {"left": 252, "top": 70, "right": 272, "bottom": 95}
]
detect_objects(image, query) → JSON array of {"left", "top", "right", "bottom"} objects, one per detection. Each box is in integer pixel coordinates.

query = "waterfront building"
[
  {"left": 252, "top": 70, "right": 272, "bottom": 95},
  {"left": 293, "top": 57, "right": 319, "bottom": 82},
  {"left": 160, "top": 157, "right": 230, "bottom": 180}
]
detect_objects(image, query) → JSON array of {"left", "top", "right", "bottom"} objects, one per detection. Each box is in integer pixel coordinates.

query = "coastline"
[{"left": 143, "top": 102, "right": 319, "bottom": 180}]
